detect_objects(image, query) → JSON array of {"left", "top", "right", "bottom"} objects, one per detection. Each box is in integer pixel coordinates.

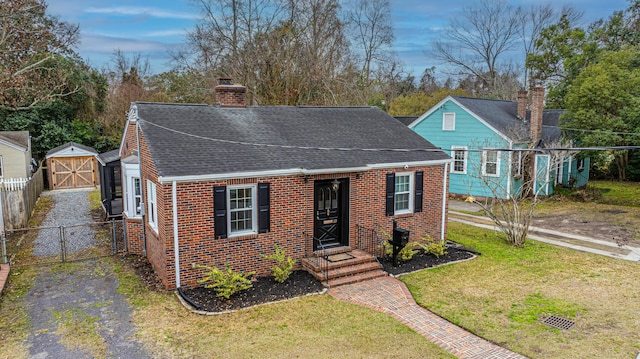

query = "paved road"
[{"left": 22, "top": 189, "right": 150, "bottom": 359}]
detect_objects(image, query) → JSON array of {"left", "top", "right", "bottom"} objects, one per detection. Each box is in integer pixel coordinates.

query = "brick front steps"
[{"left": 302, "top": 249, "right": 387, "bottom": 288}]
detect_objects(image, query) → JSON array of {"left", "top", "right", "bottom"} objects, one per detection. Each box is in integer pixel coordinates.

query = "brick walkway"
[{"left": 329, "top": 276, "right": 528, "bottom": 359}]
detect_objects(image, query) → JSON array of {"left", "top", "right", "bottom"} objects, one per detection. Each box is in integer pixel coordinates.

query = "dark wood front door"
[{"left": 314, "top": 179, "right": 349, "bottom": 251}]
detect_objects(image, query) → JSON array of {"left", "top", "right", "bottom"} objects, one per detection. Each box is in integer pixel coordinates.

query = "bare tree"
[
  {"left": 0, "top": 0, "right": 81, "bottom": 110},
  {"left": 431, "top": 0, "right": 521, "bottom": 96},
  {"left": 468, "top": 143, "right": 578, "bottom": 246},
  {"left": 346, "top": 0, "right": 394, "bottom": 85}
]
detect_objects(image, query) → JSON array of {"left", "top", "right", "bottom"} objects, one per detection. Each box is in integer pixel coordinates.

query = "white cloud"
[
  {"left": 145, "top": 29, "right": 189, "bottom": 37},
  {"left": 85, "top": 6, "right": 199, "bottom": 20}
]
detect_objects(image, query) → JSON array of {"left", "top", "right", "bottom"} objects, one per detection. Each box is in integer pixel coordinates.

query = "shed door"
[{"left": 51, "top": 157, "right": 96, "bottom": 189}]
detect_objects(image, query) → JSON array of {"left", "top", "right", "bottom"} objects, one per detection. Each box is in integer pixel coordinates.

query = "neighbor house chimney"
[
  {"left": 530, "top": 85, "right": 544, "bottom": 146},
  {"left": 517, "top": 89, "right": 527, "bottom": 120},
  {"left": 214, "top": 77, "right": 246, "bottom": 108}
]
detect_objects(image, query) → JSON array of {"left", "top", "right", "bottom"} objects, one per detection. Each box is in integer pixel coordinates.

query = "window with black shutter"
[
  {"left": 213, "top": 186, "right": 227, "bottom": 238},
  {"left": 414, "top": 171, "right": 423, "bottom": 213},
  {"left": 257, "top": 182, "right": 270, "bottom": 233}
]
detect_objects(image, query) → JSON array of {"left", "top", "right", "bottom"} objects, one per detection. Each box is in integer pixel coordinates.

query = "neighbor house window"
[
  {"left": 228, "top": 185, "right": 257, "bottom": 236},
  {"left": 394, "top": 172, "right": 414, "bottom": 215},
  {"left": 451, "top": 146, "right": 467, "bottom": 174},
  {"left": 147, "top": 180, "right": 158, "bottom": 231},
  {"left": 482, "top": 150, "right": 500, "bottom": 176},
  {"left": 443, "top": 112, "right": 455, "bottom": 131},
  {"left": 0, "top": 156, "right": 3, "bottom": 177}
]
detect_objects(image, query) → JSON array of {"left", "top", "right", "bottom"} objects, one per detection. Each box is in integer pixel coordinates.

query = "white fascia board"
[
  {"left": 158, "top": 168, "right": 305, "bottom": 184},
  {"left": 407, "top": 96, "right": 454, "bottom": 129},
  {"left": 157, "top": 159, "right": 452, "bottom": 184},
  {"left": 0, "top": 139, "right": 27, "bottom": 152},
  {"left": 366, "top": 159, "right": 452, "bottom": 169}
]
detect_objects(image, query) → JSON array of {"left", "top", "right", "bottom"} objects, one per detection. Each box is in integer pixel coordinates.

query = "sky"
[{"left": 48, "top": 0, "right": 631, "bottom": 79}]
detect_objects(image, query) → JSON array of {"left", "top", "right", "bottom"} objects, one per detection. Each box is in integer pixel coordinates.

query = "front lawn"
[
  {"left": 114, "top": 258, "right": 455, "bottom": 359},
  {"left": 402, "top": 222, "right": 640, "bottom": 358}
]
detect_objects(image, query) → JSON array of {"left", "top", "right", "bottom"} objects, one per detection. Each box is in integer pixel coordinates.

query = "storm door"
[{"left": 313, "top": 179, "right": 349, "bottom": 251}]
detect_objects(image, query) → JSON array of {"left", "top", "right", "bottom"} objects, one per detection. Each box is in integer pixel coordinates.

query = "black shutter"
[
  {"left": 414, "top": 171, "right": 424, "bottom": 213},
  {"left": 213, "top": 186, "right": 227, "bottom": 239},
  {"left": 257, "top": 182, "right": 270, "bottom": 233},
  {"left": 385, "top": 173, "right": 395, "bottom": 216}
]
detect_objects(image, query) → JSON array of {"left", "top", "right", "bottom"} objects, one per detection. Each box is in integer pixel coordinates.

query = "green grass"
[
  {"left": 111, "top": 257, "right": 455, "bottom": 358},
  {"left": 402, "top": 222, "right": 640, "bottom": 358},
  {"left": 88, "top": 189, "right": 102, "bottom": 211},
  {"left": 53, "top": 308, "right": 109, "bottom": 358},
  {"left": 590, "top": 180, "right": 640, "bottom": 207}
]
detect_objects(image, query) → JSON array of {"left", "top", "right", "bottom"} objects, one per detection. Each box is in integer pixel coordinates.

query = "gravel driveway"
[{"left": 22, "top": 189, "right": 150, "bottom": 359}]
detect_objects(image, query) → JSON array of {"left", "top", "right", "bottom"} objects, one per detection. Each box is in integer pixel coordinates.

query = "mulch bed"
[
  {"left": 379, "top": 246, "right": 476, "bottom": 276},
  {"left": 127, "top": 245, "right": 477, "bottom": 314}
]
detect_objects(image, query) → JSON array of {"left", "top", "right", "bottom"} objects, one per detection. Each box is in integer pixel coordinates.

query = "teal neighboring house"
[{"left": 406, "top": 87, "right": 589, "bottom": 199}]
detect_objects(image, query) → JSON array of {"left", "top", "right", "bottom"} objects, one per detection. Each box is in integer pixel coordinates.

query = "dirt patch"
[
  {"left": 125, "top": 255, "right": 166, "bottom": 292},
  {"left": 532, "top": 208, "right": 640, "bottom": 247}
]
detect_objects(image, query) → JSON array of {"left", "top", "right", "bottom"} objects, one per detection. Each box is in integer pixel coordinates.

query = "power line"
[{"left": 140, "top": 119, "right": 640, "bottom": 153}]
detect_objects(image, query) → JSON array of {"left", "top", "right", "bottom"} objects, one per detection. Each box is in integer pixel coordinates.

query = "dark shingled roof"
[
  {"left": 134, "top": 103, "right": 449, "bottom": 177},
  {"left": 394, "top": 116, "right": 418, "bottom": 126},
  {"left": 97, "top": 149, "right": 121, "bottom": 165},
  {"left": 451, "top": 96, "right": 564, "bottom": 144},
  {"left": 0, "top": 131, "right": 29, "bottom": 150}
]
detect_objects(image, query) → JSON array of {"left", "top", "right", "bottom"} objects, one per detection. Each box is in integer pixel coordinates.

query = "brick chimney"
[
  {"left": 214, "top": 77, "right": 246, "bottom": 108},
  {"left": 530, "top": 85, "right": 544, "bottom": 146},
  {"left": 517, "top": 89, "right": 527, "bottom": 120}
]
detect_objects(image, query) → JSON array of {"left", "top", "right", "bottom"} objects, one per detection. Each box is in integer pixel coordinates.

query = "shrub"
[
  {"left": 262, "top": 243, "right": 296, "bottom": 283},
  {"left": 195, "top": 264, "right": 255, "bottom": 299},
  {"left": 382, "top": 241, "right": 420, "bottom": 262},
  {"left": 418, "top": 235, "right": 448, "bottom": 258}
]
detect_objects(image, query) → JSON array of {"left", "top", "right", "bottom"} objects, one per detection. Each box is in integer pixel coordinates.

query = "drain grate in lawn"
[{"left": 541, "top": 315, "right": 576, "bottom": 330}]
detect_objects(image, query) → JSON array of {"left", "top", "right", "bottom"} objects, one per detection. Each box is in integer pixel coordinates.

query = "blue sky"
[{"left": 48, "top": 0, "right": 630, "bottom": 78}]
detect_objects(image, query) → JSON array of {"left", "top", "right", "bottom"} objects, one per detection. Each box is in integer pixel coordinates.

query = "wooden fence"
[{"left": 1, "top": 164, "right": 44, "bottom": 230}]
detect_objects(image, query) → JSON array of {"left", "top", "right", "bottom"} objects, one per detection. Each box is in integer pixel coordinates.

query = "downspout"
[
  {"left": 136, "top": 120, "right": 147, "bottom": 256},
  {"left": 441, "top": 162, "right": 449, "bottom": 241},
  {"left": 172, "top": 181, "right": 181, "bottom": 288}
]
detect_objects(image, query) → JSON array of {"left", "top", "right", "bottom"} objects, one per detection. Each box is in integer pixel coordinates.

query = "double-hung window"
[
  {"left": 394, "top": 173, "right": 413, "bottom": 214},
  {"left": 385, "top": 171, "right": 423, "bottom": 216},
  {"left": 122, "top": 158, "right": 141, "bottom": 218},
  {"left": 482, "top": 150, "right": 500, "bottom": 176},
  {"left": 147, "top": 180, "right": 158, "bottom": 231},
  {"left": 451, "top": 146, "right": 467, "bottom": 174},
  {"left": 214, "top": 183, "right": 270, "bottom": 239},
  {"left": 228, "top": 185, "right": 256, "bottom": 235}
]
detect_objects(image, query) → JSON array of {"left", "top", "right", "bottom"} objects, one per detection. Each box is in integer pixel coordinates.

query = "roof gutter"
[{"left": 157, "top": 159, "right": 453, "bottom": 184}]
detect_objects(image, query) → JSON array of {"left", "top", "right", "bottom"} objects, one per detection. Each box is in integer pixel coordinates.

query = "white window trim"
[
  {"left": 122, "top": 162, "right": 141, "bottom": 218},
  {"left": 450, "top": 146, "right": 467, "bottom": 174},
  {"left": 147, "top": 180, "right": 158, "bottom": 232},
  {"left": 227, "top": 184, "right": 258, "bottom": 237},
  {"left": 482, "top": 150, "right": 501, "bottom": 177},
  {"left": 442, "top": 112, "right": 456, "bottom": 131},
  {"left": 394, "top": 172, "right": 414, "bottom": 215}
]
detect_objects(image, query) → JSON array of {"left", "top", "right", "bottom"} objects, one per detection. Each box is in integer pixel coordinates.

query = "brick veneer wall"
[
  {"left": 122, "top": 115, "right": 450, "bottom": 290},
  {"left": 147, "top": 165, "right": 447, "bottom": 290}
]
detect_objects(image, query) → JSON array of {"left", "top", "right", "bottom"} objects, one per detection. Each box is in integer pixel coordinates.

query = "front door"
[{"left": 314, "top": 179, "right": 349, "bottom": 251}]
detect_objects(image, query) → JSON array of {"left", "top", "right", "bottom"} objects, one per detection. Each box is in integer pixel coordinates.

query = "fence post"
[
  {"left": 60, "top": 226, "right": 66, "bottom": 263},
  {"left": 122, "top": 218, "right": 127, "bottom": 253},
  {"left": 1, "top": 232, "right": 7, "bottom": 264},
  {"left": 111, "top": 220, "right": 117, "bottom": 255}
]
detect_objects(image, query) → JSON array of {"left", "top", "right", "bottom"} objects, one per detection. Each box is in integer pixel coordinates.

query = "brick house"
[{"left": 120, "top": 80, "right": 451, "bottom": 290}]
